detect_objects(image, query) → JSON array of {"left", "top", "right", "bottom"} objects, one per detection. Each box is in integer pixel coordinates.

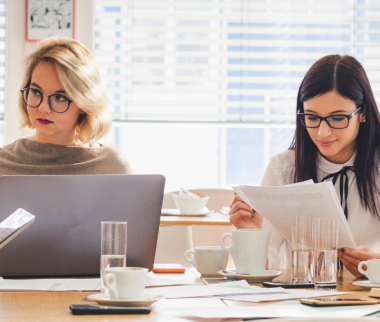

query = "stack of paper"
[
  {"left": 146, "top": 280, "right": 346, "bottom": 300},
  {"left": 163, "top": 301, "right": 380, "bottom": 319},
  {"left": 0, "top": 268, "right": 199, "bottom": 292},
  {"left": 0, "top": 278, "right": 100, "bottom": 291},
  {"left": 234, "top": 181, "right": 356, "bottom": 248}
]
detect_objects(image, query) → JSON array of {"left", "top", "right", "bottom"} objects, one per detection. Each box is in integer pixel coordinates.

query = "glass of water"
[
  {"left": 101, "top": 221, "right": 127, "bottom": 293},
  {"left": 313, "top": 218, "right": 338, "bottom": 290},
  {"left": 291, "top": 215, "right": 314, "bottom": 283}
]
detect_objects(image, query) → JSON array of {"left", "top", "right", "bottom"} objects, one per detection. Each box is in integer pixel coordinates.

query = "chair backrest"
[{"left": 163, "top": 188, "right": 234, "bottom": 212}]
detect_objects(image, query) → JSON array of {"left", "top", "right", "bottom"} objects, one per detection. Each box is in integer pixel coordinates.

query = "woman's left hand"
[{"left": 338, "top": 245, "right": 379, "bottom": 277}]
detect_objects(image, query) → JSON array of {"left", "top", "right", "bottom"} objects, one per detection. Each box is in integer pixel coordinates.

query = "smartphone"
[
  {"left": 300, "top": 298, "right": 379, "bottom": 306},
  {"left": 262, "top": 281, "right": 314, "bottom": 288},
  {"left": 152, "top": 264, "right": 186, "bottom": 273},
  {"left": 70, "top": 305, "right": 151, "bottom": 315},
  {"left": 203, "top": 277, "right": 236, "bottom": 285},
  {"left": 0, "top": 209, "right": 35, "bottom": 249}
]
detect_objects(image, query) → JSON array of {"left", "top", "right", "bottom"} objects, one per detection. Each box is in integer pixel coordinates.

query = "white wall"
[{"left": 4, "top": 0, "right": 94, "bottom": 144}]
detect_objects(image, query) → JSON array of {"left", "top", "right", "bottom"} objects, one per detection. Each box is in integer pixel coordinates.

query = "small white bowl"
[{"left": 173, "top": 195, "right": 210, "bottom": 214}]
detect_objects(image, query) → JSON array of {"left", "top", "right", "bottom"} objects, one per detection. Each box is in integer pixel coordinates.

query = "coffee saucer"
[
  {"left": 87, "top": 293, "right": 165, "bottom": 306},
  {"left": 352, "top": 280, "right": 380, "bottom": 290},
  {"left": 218, "top": 269, "right": 282, "bottom": 282}
]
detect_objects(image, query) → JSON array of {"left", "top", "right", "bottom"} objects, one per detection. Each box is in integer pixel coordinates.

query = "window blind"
[
  {"left": 0, "top": 0, "right": 6, "bottom": 145},
  {"left": 94, "top": 0, "right": 380, "bottom": 125},
  {"left": 0, "top": 0, "right": 5, "bottom": 123}
]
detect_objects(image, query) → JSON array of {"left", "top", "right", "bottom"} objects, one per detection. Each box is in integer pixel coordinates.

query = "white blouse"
[{"left": 261, "top": 149, "right": 380, "bottom": 269}]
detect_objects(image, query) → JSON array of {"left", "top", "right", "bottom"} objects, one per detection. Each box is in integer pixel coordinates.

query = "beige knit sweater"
[{"left": 0, "top": 138, "right": 133, "bottom": 175}]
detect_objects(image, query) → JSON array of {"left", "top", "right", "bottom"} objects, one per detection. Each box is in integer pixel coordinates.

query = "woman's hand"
[
  {"left": 338, "top": 245, "right": 379, "bottom": 278},
  {"left": 229, "top": 193, "right": 263, "bottom": 229}
]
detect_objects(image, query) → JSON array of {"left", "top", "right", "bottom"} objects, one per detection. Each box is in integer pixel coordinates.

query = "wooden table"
[
  {"left": 160, "top": 211, "right": 231, "bottom": 226},
  {"left": 0, "top": 269, "right": 376, "bottom": 321}
]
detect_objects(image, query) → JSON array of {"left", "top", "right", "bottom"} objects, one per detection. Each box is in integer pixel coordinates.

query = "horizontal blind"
[
  {"left": 0, "top": 0, "right": 5, "bottom": 122},
  {"left": 94, "top": 0, "right": 380, "bottom": 124}
]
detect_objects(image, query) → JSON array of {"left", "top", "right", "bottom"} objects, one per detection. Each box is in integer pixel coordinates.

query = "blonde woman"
[{"left": 0, "top": 36, "right": 132, "bottom": 175}]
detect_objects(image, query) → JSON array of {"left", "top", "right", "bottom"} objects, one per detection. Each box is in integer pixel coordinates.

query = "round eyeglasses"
[
  {"left": 20, "top": 88, "right": 73, "bottom": 113},
  {"left": 297, "top": 106, "right": 362, "bottom": 129}
]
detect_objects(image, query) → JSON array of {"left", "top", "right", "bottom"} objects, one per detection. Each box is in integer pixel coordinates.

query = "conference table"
[
  {"left": 0, "top": 269, "right": 377, "bottom": 321},
  {"left": 160, "top": 211, "right": 231, "bottom": 226}
]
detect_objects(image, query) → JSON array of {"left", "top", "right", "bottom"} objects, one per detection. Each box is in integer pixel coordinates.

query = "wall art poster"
[{"left": 27, "top": 0, "right": 75, "bottom": 41}]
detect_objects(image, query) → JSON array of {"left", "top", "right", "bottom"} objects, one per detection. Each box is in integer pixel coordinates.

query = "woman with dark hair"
[{"left": 229, "top": 54, "right": 380, "bottom": 277}]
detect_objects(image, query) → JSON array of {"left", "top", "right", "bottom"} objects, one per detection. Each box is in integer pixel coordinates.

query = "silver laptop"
[{"left": 0, "top": 174, "right": 165, "bottom": 277}]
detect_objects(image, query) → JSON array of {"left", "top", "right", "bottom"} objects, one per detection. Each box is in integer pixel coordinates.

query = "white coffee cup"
[
  {"left": 184, "top": 246, "right": 228, "bottom": 276},
  {"left": 358, "top": 259, "right": 380, "bottom": 284},
  {"left": 220, "top": 229, "right": 270, "bottom": 275},
  {"left": 103, "top": 267, "right": 148, "bottom": 299}
]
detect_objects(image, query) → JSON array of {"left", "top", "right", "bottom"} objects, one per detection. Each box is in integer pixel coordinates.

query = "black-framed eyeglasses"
[
  {"left": 20, "top": 87, "right": 73, "bottom": 113},
  {"left": 297, "top": 106, "right": 362, "bottom": 129}
]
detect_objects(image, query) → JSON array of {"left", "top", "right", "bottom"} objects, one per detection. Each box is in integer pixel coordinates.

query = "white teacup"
[
  {"left": 184, "top": 246, "right": 228, "bottom": 276},
  {"left": 103, "top": 267, "right": 148, "bottom": 299},
  {"left": 358, "top": 259, "right": 380, "bottom": 284},
  {"left": 220, "top": 229, "right": 270, "bottom": 275}
]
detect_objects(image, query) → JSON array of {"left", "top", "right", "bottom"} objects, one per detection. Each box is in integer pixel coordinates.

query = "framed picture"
[{"left": 26, "top": 0, "right": 75, "bottom": 41}]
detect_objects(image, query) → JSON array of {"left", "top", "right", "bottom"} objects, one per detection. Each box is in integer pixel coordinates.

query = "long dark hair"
[{"left": 290, "top": 54, "right": 380, "bottom": 219}]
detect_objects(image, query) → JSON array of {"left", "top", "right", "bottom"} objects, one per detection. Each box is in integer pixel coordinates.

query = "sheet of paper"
[
  {"left": 146, "top": 269, "right": 199, "bottom": 287},
  {"left": 222, "top": 287, "right": 348, "bottom": 302},
  {"left": 145, "top": 280, "right": 348, "bottom": 301},
  {"left": 146, "top": 280, "right": 266, "bottom": 299},
  {"left": 164, "top": 302, "right": 380, "bottom": 319},
  {"left": 0, "top": 269, "right": 199, "bottom": 291},
  {"left": 0, "top": 278, "right": 100, "bottom": 291},
  {"left": 235, "top": 181, "right": 356, "bottom": 248}
]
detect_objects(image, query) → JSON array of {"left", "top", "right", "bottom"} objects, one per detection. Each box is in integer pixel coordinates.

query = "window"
[
  {"left": 94, "top": 0, "right": 380, "bottom": 191},
  {"left": 0, "top": 0, "right": 5, "bottom": 145}
]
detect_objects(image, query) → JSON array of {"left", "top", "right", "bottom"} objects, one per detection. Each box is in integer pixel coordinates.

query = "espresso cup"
[
  {"left": 103, "top": 267, "right": 148, "bottom": 299},
  {"left": 220, "top": 229, "right": 270, "bottom": 275},
  {"left": 358, "top": 259, "right": 380, "bottom": 284},
  {"left": 184, "top": 246, "right": 228, "bottom": 276}
]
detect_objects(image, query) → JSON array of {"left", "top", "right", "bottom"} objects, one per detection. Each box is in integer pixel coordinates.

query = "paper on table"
[
  {"left": 222, "top": 287, "right": 348, "bottom": 302},
  {"left": 145, "top": 280, "right": 348, "bottom": 301},
  {"left": 0, "top": 270, "right": 198, "bottom": 291},
  {"left": 146, "top": 269, "right": 198, "bottom": 287},
  {"left": 0, "top": 278, "right": 100, "bottom": 291},
  {"left": 163, "top": 301, "right": 380, "bottom": 319},
  {"left": 145, "top": 280, "right": 266, "bottom": 299},
  {"left": 234, "top": 181, "right": 356, "bottom": 249}
]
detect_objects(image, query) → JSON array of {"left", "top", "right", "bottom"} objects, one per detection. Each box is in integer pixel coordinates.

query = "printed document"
[
  {"left": 146, "top": 280, "right": 346, "bottom": 300},
  {"left": 0, "top": 270, "right": 198, "bottom": 291},
  {"left": 165, "top": 301, "right": 380, "bottom": 319},
  {"left": 0, "top": 278, "right": 100, "bottom": 291},
  {"left": 234, "top": 181, "right": 356, "bottom": 248}
]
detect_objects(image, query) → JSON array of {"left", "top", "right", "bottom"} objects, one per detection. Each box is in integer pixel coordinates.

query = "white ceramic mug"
[
  {"left": 184, "top": 246, "right": 228, "bottom": 276},
  {"left": 358, "top": 259, "right": 380, "bottom": 284},
  {"left": 220, "top": 229, "right": 270, "bottom": 275},
  {"left": 103, "top": 267, "right": 148, "bottom": 299}
]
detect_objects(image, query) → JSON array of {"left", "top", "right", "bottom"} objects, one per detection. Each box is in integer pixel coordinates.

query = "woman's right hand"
[{"left": 229, "top": 193, "right": 263, "bottom": 229}]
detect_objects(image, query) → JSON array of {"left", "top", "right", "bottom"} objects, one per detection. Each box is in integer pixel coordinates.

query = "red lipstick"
[{"left": 37, "top": 118, "right": 53, "bottom": 124}]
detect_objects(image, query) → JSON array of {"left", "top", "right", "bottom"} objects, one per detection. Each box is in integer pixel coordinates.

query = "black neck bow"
[{"left": 321, "top": 166, "right": 354, "bottom": 219}]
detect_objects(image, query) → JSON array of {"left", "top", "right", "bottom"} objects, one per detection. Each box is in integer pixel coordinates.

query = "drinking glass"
[
  {"left": 291, "top": 215, "right": 314, "bottom": 283},
  {"left": 313, "top": 218, "right": 338, "bottom": 289},
  {"left": 100, "top": 221, "right": 127, "bottom": 293}
]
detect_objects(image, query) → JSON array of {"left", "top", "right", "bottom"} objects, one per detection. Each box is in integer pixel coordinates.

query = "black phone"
[
  {"left": 70, "top": 305, "right": 151, "bottom": 315},
  {"left": 262, "top": 281, "right": 314, "bottom": 288}
]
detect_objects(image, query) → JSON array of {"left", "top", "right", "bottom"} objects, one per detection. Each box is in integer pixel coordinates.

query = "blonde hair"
[{"left": 19, "top": 36, "right": 111, "bottom": 142}]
